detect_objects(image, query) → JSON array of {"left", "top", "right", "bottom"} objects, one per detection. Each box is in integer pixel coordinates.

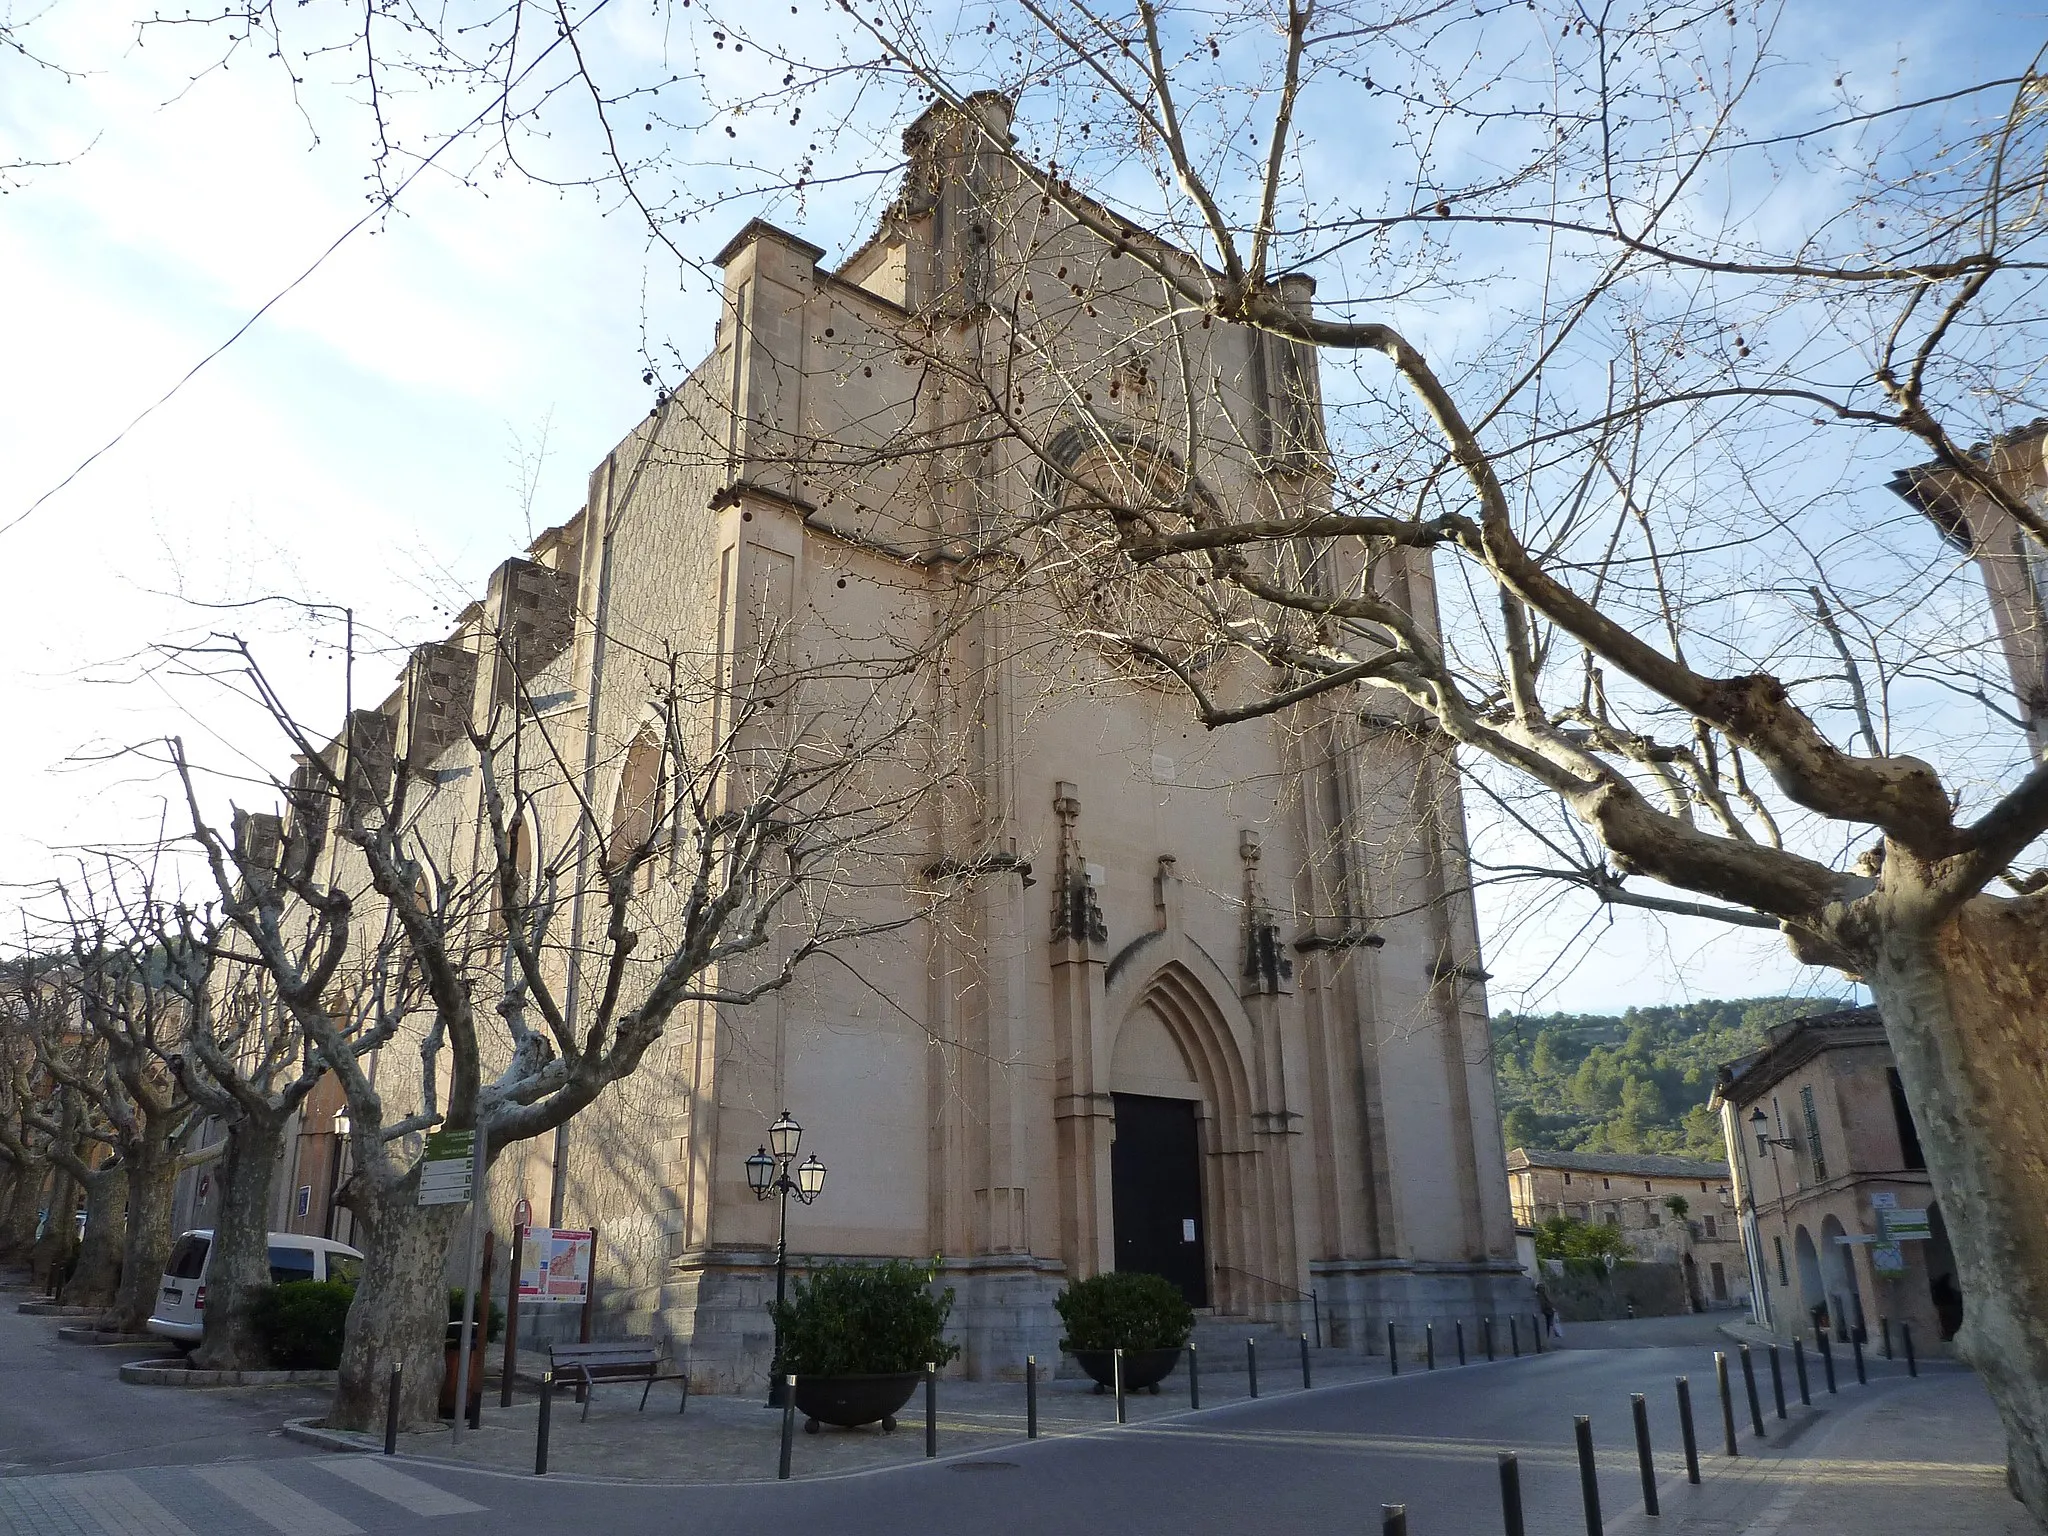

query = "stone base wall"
[
  {"left": 1312, "top": 1260, "right": 1537, "bottom": 1353},
  {"left": 939, "top": 1257, "right": 1067, "bottom": 1381},
  {"left": 613, "top": 1253, "right": 1537, "bottom": 1392},
  {"left": 638, "top": 1252, "right": 1068, "bottom": 1394}
]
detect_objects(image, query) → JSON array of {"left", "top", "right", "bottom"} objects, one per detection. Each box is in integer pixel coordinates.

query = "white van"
[{"left": 146, "top": 1230, "right": 364, "bottom": 1346}]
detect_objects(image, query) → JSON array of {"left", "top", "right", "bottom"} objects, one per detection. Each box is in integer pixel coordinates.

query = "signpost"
[{"left": 419, "top": 1124, "right": 487, "bottom": 1445}]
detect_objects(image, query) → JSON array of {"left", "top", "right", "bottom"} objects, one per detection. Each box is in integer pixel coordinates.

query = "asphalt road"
[
  {"left": 0, "top": 1301, "right": 1960, "bottom": 1536},
  {"left": 0, "top": 1297, "right": 330, "bottom": 1477}
]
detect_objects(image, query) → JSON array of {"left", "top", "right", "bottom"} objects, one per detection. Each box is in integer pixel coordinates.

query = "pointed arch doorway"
[
  {"left": 1111, "top": 1093, "right": 1208, "bottom": 1307},
  {"left": 1105, "top": 956, "right": 1258, "bottom": 1311}
]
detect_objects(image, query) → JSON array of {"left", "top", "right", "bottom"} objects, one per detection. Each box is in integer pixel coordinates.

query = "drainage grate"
[{"left": 949, "top": 1461, "right": 1020, "bottom": 1473}]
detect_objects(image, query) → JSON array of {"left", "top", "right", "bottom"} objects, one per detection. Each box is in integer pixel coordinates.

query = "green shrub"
[
  {"left": 1533, "top": 1214, "right": 1631, "bottom": 1263},
  {"left": 769, "top": 1259, "right": 960, "bottom": 1376},
  {"left": 250, "top": 1280, "right": 355, "bottom": 1369},
  {"left": 1055, "top": 1271, "right": 1194, "bottom": 1353},
  {"left": 446, "top": 1288, "right": 505, "bottom": 1344}
]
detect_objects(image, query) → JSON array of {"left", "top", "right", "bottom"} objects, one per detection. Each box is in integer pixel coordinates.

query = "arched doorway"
[
  {"left": 1105, "top": 961, "right": 1258, "bottom": 1311},
  {"left": 1794, "top": 1225, "right": 1826, "bottom": 1333},
  {"left": 1819, "top": 1214, "right": 1864, "bottom": 1339}
]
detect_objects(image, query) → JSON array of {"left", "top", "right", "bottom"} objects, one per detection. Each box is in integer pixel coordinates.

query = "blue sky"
[{"left": 2, "top": 1, "right": 2033, "bottom": 1014}]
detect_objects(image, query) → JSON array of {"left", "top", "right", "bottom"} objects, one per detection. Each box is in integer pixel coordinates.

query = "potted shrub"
[
  {"left": 440, "top": 1288, "right": 505, "bottom": 1419},
  {"left": 1056, "top": 1271, "right": 1194, "bottom": 1393},
  {"left": 768, "top": 1259, "right": 960, "bottom": 1432}
]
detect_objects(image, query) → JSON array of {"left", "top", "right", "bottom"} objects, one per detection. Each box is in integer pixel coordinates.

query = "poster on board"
[{"left": 516, "top": 1227, "right": 594, "bottom": 1303}]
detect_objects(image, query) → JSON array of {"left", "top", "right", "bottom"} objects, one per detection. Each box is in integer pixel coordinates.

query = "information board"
[{"left": 516, "top": 1227, "right": 594, "bottom": 1303}]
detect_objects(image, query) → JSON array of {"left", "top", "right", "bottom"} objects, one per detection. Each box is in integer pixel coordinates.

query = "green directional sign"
[
  {"left": 419, "top": 1128, "right": 477, "bottom": 1207},
  {"left": 1882, "top": 1208, "right": 1932, "bottom": 1242}
]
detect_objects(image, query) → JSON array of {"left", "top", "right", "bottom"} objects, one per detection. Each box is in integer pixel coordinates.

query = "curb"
[
  {"left": 56, "top": 1326, "right": 158, "bottom": 1345},
  {"left": 17, "top": 1302, "right": 102, "bottom": 1317},
  {"left": 123, "top": 1360, "right": 341, "bottom": 1387},
  {"left": 282, "top": 1417, "right": 378, "bottom": 1453}
]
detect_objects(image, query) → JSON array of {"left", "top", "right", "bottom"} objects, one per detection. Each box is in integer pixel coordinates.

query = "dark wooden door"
[{"left": 1110, "top": 1093, "right": 1209, "bottom": 1307}]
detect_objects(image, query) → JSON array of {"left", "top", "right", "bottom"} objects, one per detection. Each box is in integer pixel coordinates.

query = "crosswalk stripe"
[
  {"left": 310, "top": 1458, "right": 484, "bottom": 1517},
  {"left": 189, "top": 1465, "right": 360, "bottom": 1536},
  {"left": 43, "top": 1473, "right": 194, "bottom": 1536}
]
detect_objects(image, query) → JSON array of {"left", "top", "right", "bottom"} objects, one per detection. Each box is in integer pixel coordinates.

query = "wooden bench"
[{"left": 549, "top": 1341, "right": 688, "bottom": 1422}]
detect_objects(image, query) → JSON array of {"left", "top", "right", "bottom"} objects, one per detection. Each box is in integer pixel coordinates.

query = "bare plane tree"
[{"left": 164, "top": 577, "right": 948, "bottom": 1426}]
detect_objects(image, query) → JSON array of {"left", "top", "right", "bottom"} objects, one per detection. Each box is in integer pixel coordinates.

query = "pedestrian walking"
[{"left": 1537, "top": 1285, "right": 1564, "bottom": 1342}]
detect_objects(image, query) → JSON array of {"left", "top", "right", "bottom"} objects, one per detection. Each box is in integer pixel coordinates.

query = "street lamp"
[
  {"left": 1751, "top": 1107, "right": 1797, "bottom": 1157},
  {"left": 750, "top": 1110, "right": 827, "bottom": 1406}
]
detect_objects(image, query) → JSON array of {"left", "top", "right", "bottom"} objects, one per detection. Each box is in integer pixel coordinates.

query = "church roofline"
[{"left": 714, "top": 217, "right": 827, "bottom": 269}]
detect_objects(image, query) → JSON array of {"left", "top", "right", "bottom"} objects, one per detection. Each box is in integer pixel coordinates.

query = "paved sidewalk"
[
  {"left": 291, "top": 1349, "right": 1408, "bottom": 1482},
  {"left": 1604, "top": 1369, "right": 2027, "bottom": 1536}
]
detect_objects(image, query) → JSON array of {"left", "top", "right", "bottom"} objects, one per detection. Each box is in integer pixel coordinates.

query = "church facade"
[{"left": 322, "top": 96, "right": 1525, "bottom": 1386}]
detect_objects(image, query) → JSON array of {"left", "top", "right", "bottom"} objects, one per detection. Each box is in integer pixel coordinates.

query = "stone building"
[
  {"left": 1712, "top": 1007, "right": 1962, "bottom": 1354},
  {"left": 253, "top": 95, "right": 1526, "bottom": 1389},
  {"left": 1505, "top": 1148, "right": 1748, "bottom": 1310}
]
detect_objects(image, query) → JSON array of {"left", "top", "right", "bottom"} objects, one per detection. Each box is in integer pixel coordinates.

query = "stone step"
[{"left": 1189, "top": 1315, "right": 1306, "bottom": 1355}]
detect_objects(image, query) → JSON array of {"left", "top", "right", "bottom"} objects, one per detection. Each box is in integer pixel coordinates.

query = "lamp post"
[
  {"left": 747, "top": 1110, "right": 826, "bottom": 1407},
  {"left": 1749, "top": 1106, "right": 1798, "bottom": 1332}
]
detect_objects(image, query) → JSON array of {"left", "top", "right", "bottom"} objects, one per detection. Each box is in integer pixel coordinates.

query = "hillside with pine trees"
[{"left": 1491, "top": 997, "right": 1849, "bottom": 1161}]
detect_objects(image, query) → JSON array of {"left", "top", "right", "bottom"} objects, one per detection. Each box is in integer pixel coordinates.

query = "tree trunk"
[
  {"left": 327, "top": 1178, "right": 463, "bottom": 1430},
  {"left": 67, "top": 1164, "right": 126, "bottom": 1312},
  {"left": 109, "top": 1142, "right": 181, "bottom": 1336},
  {"left": 30, "top": 1167, "right": 77, "bottom": 1286},
  {"left": 194, "top": 1117, "right": 285, "bottom": 1371},
  {"left": 1864, "top": 891, "right": 2048, "bottom": 1527},
  {"left": 0, "top": 1159, "right": 45, "bottom": 1260}
]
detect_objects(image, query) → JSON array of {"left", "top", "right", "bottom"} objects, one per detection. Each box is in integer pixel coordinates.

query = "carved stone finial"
[
  {"left": 1240, "top": 828, "right": 1293, "bottom": 995},
  {"left": 1051, "top": 781, "right": 1107, "bottom": 946}
]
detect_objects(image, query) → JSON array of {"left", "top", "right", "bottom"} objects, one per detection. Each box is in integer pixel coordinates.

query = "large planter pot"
[
  {"left": 1071, "top": 1346, "right": 1183, "bottom": 1394},
  {"left": 792, "top": 1370, "right": 924, "bottom": 1433},
  {"left": 439, "top": 1340, "right": 488, "bottom": 1419}
]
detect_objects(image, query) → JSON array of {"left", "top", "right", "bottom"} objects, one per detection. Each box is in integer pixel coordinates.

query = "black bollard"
[
  {"left": 1510, "top": 1316, "right": 1521, "bottom": 1358},
  {"left": 1740, "top": 1345, "right": 1765, "bottom": 1437},
  {"left": 926, "top": 1361, "right": 938, "bottom": 1456},
  {"left": 1113, "top": 1348, "right": 1126, "bottom": 1425},
  {"left": 1188, "top": 1344, "right": 1200, "bottom": 1409},
  {"left": 1483, "top": 1316, "right": 1496, "bottom": 1361},
  {"left": 1247, "top": 1337, "right": 1259, "bottom": 1398},
  {"left": 1902, "top": 1322, "right": 1918, "bottom": 1378},
  {"left": 535, "top": 1371, "right": 553, "bottom": 1476},
  {"left": 1388, "top": 1320, "right": 1400, "bottom": 1376},
  {"left": 1676, "top": 1376, "right": 1701, "bottom": 1484},
  {"left": 1457, "top": 1319, "right": 1468, "bottom": 1367},
  {"left": 1715, "top": 1351, "right": 1740, "bottom": 1457},
  {"left": 1027, "top": 1354, "right": 1039, "bottom": 1439},
  {"left": 1574, "top": 1415, "right": 1603, "bottom": 1536},
  {"left": 1769, "top": 1344, "right": 1786, "bottom": 1419},
  {"left": 1382, "top": 1506, "right": 1408, "bottom": 1536},
  {"left": 384, "top": 1361, "right": 402, "bottom": 1457},
  {"left": 778, "top": 1376, "right": 796, "bottom": 1480},
  {"left": 1852, "top": 1329, "right": 1867, "bottom": 1385},
  {"left": 1499, "top": 1450, "right": 1526, "bottom": 1536},
  {"left": 1882, "top": 1316, "right": 1894, "bottom": 1360},
  {"left": 1819, "top": 1332, "right": 1838, "bottom": 1395},
  {"left": 1300, "top": 1333, "right": 1312, "bottom": 1390},
  {"left": 1426, "top": 1322, "right": 1436, "bottom": 1371},
  {"left": 1794, "top": 1337, "right": 1811, "bottom": 1405},
  {"left": 1631, "top": 1392, "right": 1659, "bottom": 1517}
]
